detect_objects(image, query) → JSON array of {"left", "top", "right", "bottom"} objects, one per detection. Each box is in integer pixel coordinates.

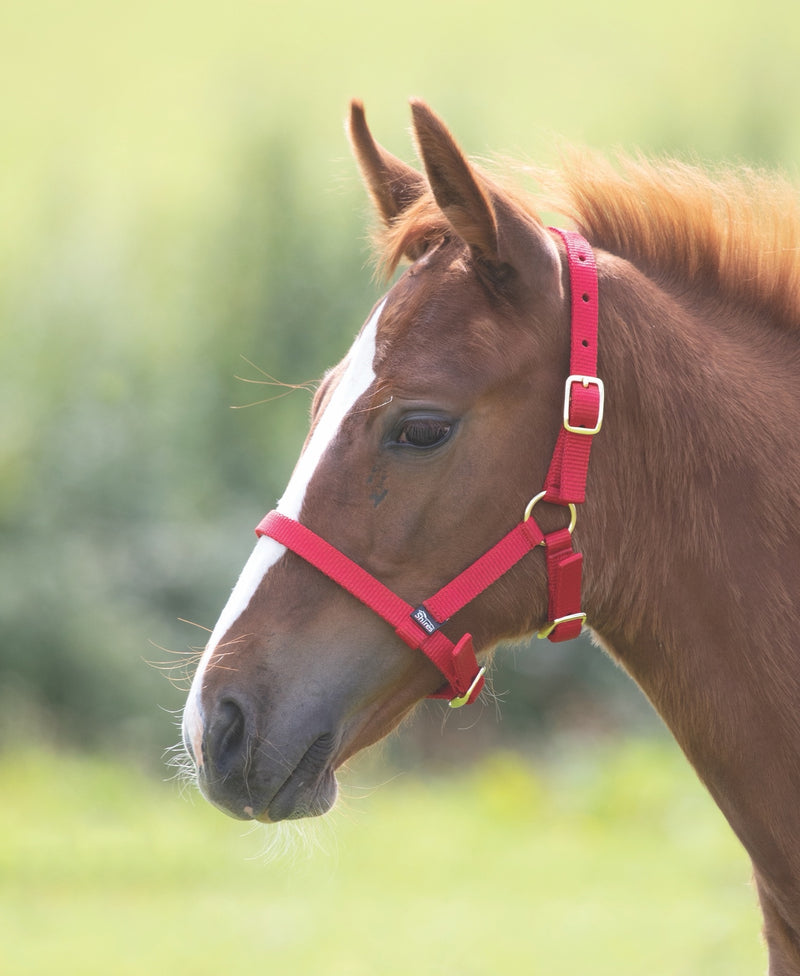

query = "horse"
[{"left": 182, "top": 99, "right": 800, "bottom": 973}]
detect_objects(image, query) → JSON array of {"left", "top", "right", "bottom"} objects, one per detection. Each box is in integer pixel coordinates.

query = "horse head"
[{"left": 182, "top": 100, "right": 577, "bottom": 822}]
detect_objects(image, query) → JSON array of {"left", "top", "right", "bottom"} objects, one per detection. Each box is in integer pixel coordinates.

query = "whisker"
[
  {"left": 232, "top": 358, "right": 317, "bottom": 409},
  {"left": 479, "top": 668, "right": 506, "bottom": 723},
  {"left": 354, "top": 394, "right": 393, "bottom": 414},
  {"left": 177, "top": 618, "right": 213, "bottom": 634},
  {"left": 337, "top": 767, "right": 406, "bottom": 800},
  {"left": 206, "top": 632, "right": 252, "bottom": 655},
  {"left": 194, "top": 633, "right": 255, "bottom": 677},
  {"left": 145, "top": 642, "right": 202, "bottom": 663},
  {"left": 145, "top": 640, "right": 204, "bottom": 689},
  {"left": 243, "top": 817, "right": 336, "bottom": 865},
  {"left": 253, "top": 736, "right": 297, "bottom": 776},
  {"left": 352, "top": 381, "right": 393, "bottom": 416},
  {"left": 232, "top": 389, "right": 305, "bottom": 409},
  {"left": 163, "top": 738, "right": 198, "bottom": 795}
]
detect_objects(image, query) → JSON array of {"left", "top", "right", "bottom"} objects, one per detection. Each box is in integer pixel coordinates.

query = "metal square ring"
[{"left": 563, "top": 375, "right": 605, "bottom": 435}]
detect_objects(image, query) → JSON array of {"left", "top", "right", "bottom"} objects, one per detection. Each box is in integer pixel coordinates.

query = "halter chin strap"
[{"left": 255, "top": 229, "right": 602, "bottom": 707}]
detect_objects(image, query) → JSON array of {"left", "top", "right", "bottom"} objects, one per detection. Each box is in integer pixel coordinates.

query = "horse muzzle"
[{"left": 182, "top": 690, "right": 340, "bottom": 822}]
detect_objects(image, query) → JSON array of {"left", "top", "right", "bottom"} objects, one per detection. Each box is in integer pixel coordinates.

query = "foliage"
[
  {"left": 0, "top": 131, "right": 375, "bottom": 755},
  {"left": 2, "top": 0, "right": 800, "bottom": 761},
  {"left": 0, "top": 742, "right": 764, "bottom": 975}
]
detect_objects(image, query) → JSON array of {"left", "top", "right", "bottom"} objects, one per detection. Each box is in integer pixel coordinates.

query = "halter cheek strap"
[{"left": 255, "top": 229, "right": 602, "bottom": 706}]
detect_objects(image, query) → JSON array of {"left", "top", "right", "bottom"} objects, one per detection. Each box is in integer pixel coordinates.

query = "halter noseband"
[{"left": 255, "top": 229, "right": 603, "bottom": 707}]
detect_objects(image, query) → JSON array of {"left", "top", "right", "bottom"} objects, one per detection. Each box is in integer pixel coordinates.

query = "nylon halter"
[{"left": 256, "top": 228, "right": 603, "bottom": 707}]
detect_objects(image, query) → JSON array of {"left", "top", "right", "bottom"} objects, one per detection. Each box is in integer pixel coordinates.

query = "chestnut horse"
[{"left": 182, "top": 100, "right": 800, "bottom": 972}]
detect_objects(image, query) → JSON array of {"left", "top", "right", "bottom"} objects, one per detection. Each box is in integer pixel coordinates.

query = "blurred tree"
[{"left": 0, "top": 129, "right": 375, "bottom": 761}]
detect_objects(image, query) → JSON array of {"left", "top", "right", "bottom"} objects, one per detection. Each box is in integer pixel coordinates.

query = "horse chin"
[
  {"left": 197, "top": 729, "right": 341, "bottom": 824},
  {"left": 256, "top": 767, "right": 338, "bottom": 823}
]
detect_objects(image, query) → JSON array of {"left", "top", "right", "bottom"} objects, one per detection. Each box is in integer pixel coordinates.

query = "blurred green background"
[{"left": 3, "top": 0, "right": 795, "bottom": 970}]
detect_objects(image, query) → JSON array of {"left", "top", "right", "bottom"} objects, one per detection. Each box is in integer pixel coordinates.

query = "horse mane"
[{"left": 377, "top": 150, "right": 800, "bottom": 333}]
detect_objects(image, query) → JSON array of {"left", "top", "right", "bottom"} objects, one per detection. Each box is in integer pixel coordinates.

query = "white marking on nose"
[{"left": 182, "top": 298, "right": 385, "bottom": 745}]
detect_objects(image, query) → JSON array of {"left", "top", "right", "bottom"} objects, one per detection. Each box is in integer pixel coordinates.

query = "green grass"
[{"left": 1, "top": 742, "right": 764, "bottom": 975}]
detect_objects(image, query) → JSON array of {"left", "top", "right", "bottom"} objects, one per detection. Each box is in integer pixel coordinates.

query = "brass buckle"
[
  {"left": 448, "top": 666, "right": 486, "bottom": 709},
  {"left": 537, "top": 612, "right": 587, "bottom": 639},
  {"left": 563, "top": 375, "right": 604, "bottom": 435}
]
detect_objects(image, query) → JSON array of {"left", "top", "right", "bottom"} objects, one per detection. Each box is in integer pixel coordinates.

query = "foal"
[{"left": 183, "top": 100, "right": 800, "bottom": 972}]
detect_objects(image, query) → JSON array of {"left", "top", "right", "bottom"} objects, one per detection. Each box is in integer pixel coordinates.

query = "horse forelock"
[
  {"left": 375, "top": 149, "right": 800, "bottom": 334},
  {"left": 375, "top": 195, "right": 452, "bottom": 278}
]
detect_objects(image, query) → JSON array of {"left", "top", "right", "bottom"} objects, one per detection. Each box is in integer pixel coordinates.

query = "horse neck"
[
  {"left": 583, "top": 252, "right": 800, "bottom": 639},
  {"left": 579, "top": 252, "right": 800, "bottom": 901}
]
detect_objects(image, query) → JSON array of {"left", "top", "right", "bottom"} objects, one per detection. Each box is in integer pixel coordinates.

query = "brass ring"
[{"left": 523, "top": 491, "right": 577, "bottom": 536}]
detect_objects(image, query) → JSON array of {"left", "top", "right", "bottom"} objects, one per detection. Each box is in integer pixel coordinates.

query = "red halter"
[{"left": 256, "top": 229, "right": 603, "bottom": 707}]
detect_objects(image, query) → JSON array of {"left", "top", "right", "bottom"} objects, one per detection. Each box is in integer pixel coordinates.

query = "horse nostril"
[{"left": 206, "top": 697, "right": 250, "bottom": 777}]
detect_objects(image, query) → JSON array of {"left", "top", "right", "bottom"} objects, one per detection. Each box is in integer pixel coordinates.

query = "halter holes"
[
  {"left": 582, "top": 293, "right": 590, "bottom": 303},
  {"left": 581, "top": 339, "right": 590, "bottom": 347}
]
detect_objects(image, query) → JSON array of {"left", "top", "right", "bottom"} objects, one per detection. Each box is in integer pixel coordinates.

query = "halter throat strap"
[{"left": 255, "top": 228, "right": 602, "bottom": 706}]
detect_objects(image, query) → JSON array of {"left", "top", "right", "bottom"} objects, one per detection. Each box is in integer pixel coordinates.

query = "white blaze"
[{"left": 182, "top": 299, "right": 385, "bottom": 749}]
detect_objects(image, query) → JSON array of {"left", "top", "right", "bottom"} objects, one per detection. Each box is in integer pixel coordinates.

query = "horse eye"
[{"left": 396, "top": 418, "right": 453, "bottom": 449}]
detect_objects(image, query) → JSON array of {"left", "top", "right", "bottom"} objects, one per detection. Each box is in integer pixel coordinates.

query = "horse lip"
[{"left": 259, "top": 732, "right": 339, "bottom": 822}]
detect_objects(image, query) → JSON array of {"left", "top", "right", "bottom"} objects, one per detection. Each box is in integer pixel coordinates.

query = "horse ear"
[
  {"left": 348, "top": 100, "right": 427, "bottom": 226},
  {"left": 410, "top": 99, "right": 500, "bottom": 264},
  {"left": 410, "top": 99, "right": 557, "bottom": 292}
]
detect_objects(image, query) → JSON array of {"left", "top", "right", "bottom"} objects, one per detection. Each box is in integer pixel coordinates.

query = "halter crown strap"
[
  {"left": 537, "top": 228, "right": 604, "bottom": 642},
  {"left": 254, "top": 229, "right": 602, "bottom": 703},
  {"left": 544, "top": 228, "right": 603, "bottom": 505}
]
